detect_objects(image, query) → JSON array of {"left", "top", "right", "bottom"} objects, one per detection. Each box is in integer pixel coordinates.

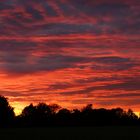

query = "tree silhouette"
[
  {"left": 48, "top": 104, "right": 61, "bottom": 114},
  {"left": 0, "top": 95, "right": 139, "bottom": 127},
  {"left": 127, "top": 109, "right": 137, "bottom": 119},
  {"left": 21, "top": 103, "right": 36, "bottom": 117},
  {"left": 82, "top": 104, "right": 93, "bottom": 114},
  {"left": 0, "top": 95, "right": 15, "bottom": 127},
  {"left": 56, "top": 108, "right": 71, "bottom": 126},
  {"left": 20, "top": 103, "right": 61, "bottom": 126}
]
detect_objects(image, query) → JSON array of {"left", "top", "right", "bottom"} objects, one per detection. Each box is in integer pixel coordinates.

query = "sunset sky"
[{"left": 0, "top": 0, "right": 140, "bottom": 115}]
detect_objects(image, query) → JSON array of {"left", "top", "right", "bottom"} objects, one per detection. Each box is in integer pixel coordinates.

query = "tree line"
[{"left": 0, "top": 95, "right": 140, "bottom": 127}]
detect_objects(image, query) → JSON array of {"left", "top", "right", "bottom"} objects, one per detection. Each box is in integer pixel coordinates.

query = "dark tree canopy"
[{"left": 0, "top": 95, "right": 139, "bottom": 127}]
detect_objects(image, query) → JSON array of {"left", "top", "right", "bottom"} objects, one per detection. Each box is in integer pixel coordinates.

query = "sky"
[{"left": 0, "top": 0, "right": 140, "bottom": 115}]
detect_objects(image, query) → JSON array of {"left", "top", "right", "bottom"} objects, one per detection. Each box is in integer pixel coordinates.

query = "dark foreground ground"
[{"left": 0, "top": 126, "right": 140, "bottom": 140}]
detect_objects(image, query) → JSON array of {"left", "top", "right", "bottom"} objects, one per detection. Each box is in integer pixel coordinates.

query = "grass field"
[{"left": 0, "top": 126, "right": 140, "bottom": 140}]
